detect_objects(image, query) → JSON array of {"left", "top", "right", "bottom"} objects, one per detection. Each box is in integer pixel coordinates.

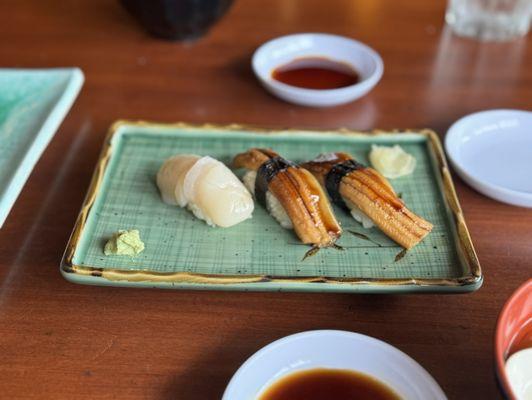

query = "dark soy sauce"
[
  {"left": 272, "top": 57, "right": 360, "bottom": 90},
  {"left": 259, "top": 368, "right": 402, "bottom": 400}
]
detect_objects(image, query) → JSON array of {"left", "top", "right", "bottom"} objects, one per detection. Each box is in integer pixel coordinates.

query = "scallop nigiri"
[
  {"left": 233, "top": 148, "right": 342, "bottom": 248},
  {"left": 156, "top": 155, "right": 254, "bottom": 227}
]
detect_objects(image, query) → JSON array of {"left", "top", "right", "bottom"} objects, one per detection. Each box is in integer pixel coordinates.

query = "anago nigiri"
[
  {"left": 233, "top": 148, "right": 342, "bottom": 248},
  {"left": 302, "top": 152, "right": 432, "bottom": 249}
]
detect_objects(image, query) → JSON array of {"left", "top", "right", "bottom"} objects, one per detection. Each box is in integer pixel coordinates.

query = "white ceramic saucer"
[
  {"left": 252, "top": 33, "right": 383, "bottom": 107},
  {"left": 445, "top": 109, "right": 532, "bottom": 207},
  {"left": 222, "top": 330, "right": 446, "bottom": 400}
]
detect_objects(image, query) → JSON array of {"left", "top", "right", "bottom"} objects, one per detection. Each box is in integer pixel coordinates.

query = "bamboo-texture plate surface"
[{"left": 61, "top": 121, "right": 482, "bottom": 293}]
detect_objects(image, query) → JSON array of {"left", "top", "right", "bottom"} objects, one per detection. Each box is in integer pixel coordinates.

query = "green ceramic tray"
[
  {"left": 61, "top": 121, "right": 482, "bottom": 293},
  {"left": 0, "top": 68, "right": 84, "bottom": 228}
]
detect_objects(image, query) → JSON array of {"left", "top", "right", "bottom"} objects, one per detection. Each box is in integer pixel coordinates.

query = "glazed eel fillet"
[
  {"left": 302, "top": 152, "right": 433, "bottom": 249},
  {"left": 233, "top": 148, "right": 342, "bottom": 248}
]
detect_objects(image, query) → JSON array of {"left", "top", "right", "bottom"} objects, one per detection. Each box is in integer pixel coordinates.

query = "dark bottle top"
[{"left": 120, "top": 0, "right": 234, "bottom": 41}]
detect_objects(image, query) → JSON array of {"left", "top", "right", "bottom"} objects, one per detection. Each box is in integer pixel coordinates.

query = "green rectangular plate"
[
  {"left": 61, "top": 121, "right": 482, "bottom": 293},
  {"left": 0, "top": 68, "right": 84, "bottom": 228}
]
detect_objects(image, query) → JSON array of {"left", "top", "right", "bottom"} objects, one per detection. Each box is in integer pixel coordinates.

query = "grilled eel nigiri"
[
  {"left": 233, "top": 148, "right": 342, "bottom": 248},
  {"left": 302, "top": 152, "right": 433, "bottom": 249}
]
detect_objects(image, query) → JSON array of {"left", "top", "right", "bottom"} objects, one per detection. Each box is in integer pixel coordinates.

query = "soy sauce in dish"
[
  {"left": 258, "top": 368, "right": 401, "bottom": 400},
  {"left": 272, "top": 57, "right": 360, "bottom": 90}
]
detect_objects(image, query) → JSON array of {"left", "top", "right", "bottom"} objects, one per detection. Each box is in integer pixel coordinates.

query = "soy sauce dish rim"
[
  {"left": 222, "top": 329, "right": 447, "bottom": 400},
  {"left": 252, "top": 33, "right": 384, "bottom": 98}
]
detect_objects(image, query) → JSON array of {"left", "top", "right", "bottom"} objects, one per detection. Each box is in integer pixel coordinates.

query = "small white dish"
[
  {"left": 252, "top": 33, "right": 383, "bottom": 107},
  {"left": 222, "top": 330, "right": 446, "bottom": 400},
  {"left": 445, "top": 109, "right": 532, "bottom": 207}
]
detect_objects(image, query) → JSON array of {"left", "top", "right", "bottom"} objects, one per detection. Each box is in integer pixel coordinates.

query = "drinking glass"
[{"left": 445, "top": 0, "right": 531, "bottom": 41}]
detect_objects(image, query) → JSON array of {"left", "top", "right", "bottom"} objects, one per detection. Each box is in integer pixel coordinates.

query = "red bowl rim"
[{"left": 495, "top": 279, "right": 532, "bottom": 400}]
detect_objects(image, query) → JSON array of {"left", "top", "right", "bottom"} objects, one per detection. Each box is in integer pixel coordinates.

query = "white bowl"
[
  {"left": 222, "top": 330, "right": 446, "bottom": 400},
  {"left": 445, "top": 109, "right": 532, "bottom": 207},
  {"left": 252, "top": 33, "right": 383, "bottom": 107}
]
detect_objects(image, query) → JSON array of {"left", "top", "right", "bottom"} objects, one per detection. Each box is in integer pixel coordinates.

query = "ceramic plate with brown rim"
[{"left": 60, "top": 121, "right": 482, "bottom": 293}]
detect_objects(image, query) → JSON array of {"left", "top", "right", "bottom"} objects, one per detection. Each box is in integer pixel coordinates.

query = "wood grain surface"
[{"left": 0, "top": 0, "right": 531, "bottom": 399}]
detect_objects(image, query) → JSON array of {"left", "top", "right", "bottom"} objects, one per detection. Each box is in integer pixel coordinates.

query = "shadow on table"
[
  {"left": 159, "top": 333, "right": 249, "bottom": 400},
  {"left": 157, "top": 293, "right": 404, "bottom": 400}
]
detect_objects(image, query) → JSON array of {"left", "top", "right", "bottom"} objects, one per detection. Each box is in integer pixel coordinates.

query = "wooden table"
[{"left": 0, "top": 0, "right": 530, "bottom": 398}]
